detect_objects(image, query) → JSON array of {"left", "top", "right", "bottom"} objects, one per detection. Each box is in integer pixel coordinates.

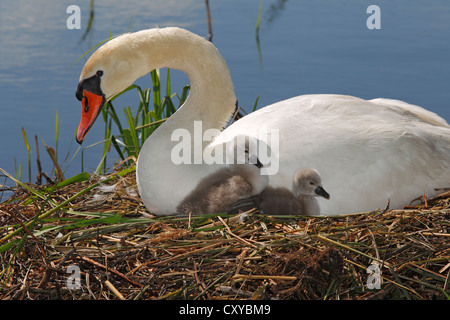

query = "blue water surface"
[{"left": 0, "top": 0, "right": 449, "bottom": 188}]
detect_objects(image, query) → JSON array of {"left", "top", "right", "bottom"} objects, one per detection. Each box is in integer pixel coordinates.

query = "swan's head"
[
  {"left": 75, "top": 27, "right": 236, "bottom": 144},
  {"left": 292, "top": 168, "right": 330, "bottom": 199},
  {"left": 75, "top": 32, "right": 149, "bottom": 143}
]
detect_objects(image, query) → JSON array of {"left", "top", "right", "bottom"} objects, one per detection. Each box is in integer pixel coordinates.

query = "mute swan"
[
  {"left": 75, "top": 27, "right": 450, "bottom": 216},
  {"left": 256, "top": 168, "right": 330, "bottom": 216}
]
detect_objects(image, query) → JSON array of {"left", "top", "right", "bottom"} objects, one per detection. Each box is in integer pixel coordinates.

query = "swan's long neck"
[
  {"left": 121, "top": 28, "right": 237, "bottom": 215},
  {"left": 138, "top": 29, "right": 236, "bottom": 131},
  {"left": 82, "top": 27, "right": 236, "bottom": 130}
]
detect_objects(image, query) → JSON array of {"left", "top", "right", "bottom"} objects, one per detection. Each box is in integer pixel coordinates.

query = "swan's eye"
[{"left": 96, "top": 70, "right": 103, "bottom": 77}]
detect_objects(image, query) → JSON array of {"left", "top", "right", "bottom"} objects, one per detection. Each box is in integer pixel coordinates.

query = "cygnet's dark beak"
[
  {"left": 255, "top": 158, "right": 263, "bottom": 168},
  {"left": 315, "top": 186, "right": 330, "bottom": 199},
  {"left": 249, "top": 154, "right": 263, "bottom": 168}
]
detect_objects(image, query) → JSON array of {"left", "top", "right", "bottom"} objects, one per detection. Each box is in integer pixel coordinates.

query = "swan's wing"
[
  {"left": 213, "top": 94, "right": 450, "bottom": 214},
  {"left": 369, "top": 98, "right": 449, "bottom": 127}
]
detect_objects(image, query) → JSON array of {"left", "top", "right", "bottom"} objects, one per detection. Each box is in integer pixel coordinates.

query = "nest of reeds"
[{"left": 0, "top": 167, "right": 449, "bottom": 300}]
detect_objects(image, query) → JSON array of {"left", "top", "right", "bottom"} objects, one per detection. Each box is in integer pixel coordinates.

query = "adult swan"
[{"left": 75, "top": 27, "right": 450, "bottom": 215}]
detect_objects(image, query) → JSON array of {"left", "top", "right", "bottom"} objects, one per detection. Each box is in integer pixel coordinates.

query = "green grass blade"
[
  {"left": 111, "top": 135, "right": 126, "bottom": 162},
  {"left": 69, "top": 37, "right": 110, "bottom": 71},
  {"left": 66, "top": 210, "right": 118, "bottom": 218},
  {"left": 95, "top": 128, "right": 112, "bottom": 175},
  {"left": 21, "top": 127, "right": 31, "bottom": 183},
  {"left": 54, "top": 172, "right": 91, "bottom": 189},
  {"left": 162, "top": 96, "right": 177, "bottom": 119},
  {"left": 177, "top": 85, "right": 190, "bottom": 106},
  {"left": 151, "top": 69, "right": 161, "bottom": 113},
  {"left": 252, "top": 96, "right": 260, "bottom": 112},
  {"left": 62, "top": 129, "right": 81, "bottom": 176},
  {"left": 109, "top": 84, "right": 142, "bottom": 103},
  {"left": 123, "top": 106, "right": 140, "bottom": 152},
  {"left": 14, "top": 158, "right": 22, "bottom": 182},
  {"left": 55, "top": 109, "right": 59, "bottom": 163},
  {"left": 166, "top": 68, "right": 171, "bottom": 97},
  {"left": 256, "top": 0, "right": 263, "bottom": 37},
  {"left": 0, "top": 168, "right": 55, "bottom": 204}
]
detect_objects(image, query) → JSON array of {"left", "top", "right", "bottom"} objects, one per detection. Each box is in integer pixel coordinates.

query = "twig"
[
  {"left": 45, "top": 145, "right": 65, "bottom": 182},
  {"left": 34, "top": 136, "right": 53, "bottom": 185},
  {"left": 104, "top": 280, "right": 126, "bottom": 300},
  {"left": 76, "top": 255, "right": 143, "bottom": 288},
  {"left": 218, "top": 216, "right": 259, "bottom": 248},
  {"left": 193, "top": 261, "right": 211, "bottom": 300},
  {"left": 152, "top": 241, "right": 225, "bottom": 267},
  {"left": 444, "top": 270, "right": 450, "bottom": 292},
  {"left": 421, "top": 232, "right": 450, "bottom": 238},
  {"left": 315, "top": 234, "right": 392, "bottom": 269},
  {"left": 232, "top": 274, "right": 297, "bottom": 281},
  {"left": 4, "top": 209, "right": 49, "bottom": 266},
  {"left": 194, "top": 269, "right": 235, "bottom": 300},
  {"left": 235, "top": 248, "right": 249, "bottom": 276}
]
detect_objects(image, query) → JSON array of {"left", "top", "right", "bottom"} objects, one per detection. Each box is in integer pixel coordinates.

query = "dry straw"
[{"left": 0, "top": 167, "right": 449, "bottom": 300}]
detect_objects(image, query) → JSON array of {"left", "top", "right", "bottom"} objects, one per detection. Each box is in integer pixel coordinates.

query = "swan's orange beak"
[{"left": 76, "top": 90, "right": 105, "bottom": 144}]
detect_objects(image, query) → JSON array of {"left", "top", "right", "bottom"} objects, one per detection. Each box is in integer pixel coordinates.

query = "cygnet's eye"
[{"left": 309, "top": 182, "right": 314, "bottom": 185}]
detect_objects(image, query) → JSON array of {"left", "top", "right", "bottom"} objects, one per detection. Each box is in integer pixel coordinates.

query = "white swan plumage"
[{"left": 75, "top": 27, "right": 450, "bottom": 216}]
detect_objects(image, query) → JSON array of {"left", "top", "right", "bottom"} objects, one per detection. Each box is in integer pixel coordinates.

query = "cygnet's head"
[
  {"left": 292, "top": 168, "right": 330, "bottom": 199},
  {"left": 226, "top": 135, "right": 263, "bottom": 168}
]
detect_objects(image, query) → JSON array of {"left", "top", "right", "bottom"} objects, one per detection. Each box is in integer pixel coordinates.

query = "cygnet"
[
  {"left": 176, "top": 135, "right": 267, "bottom": 215},
  {"left": 256, "top": 168, "right": 330, "bottom": 216}
]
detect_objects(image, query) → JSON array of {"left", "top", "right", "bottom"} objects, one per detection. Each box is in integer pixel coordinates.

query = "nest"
[{"left": 0, "top": 167, "right": 449, "bottom": 300}]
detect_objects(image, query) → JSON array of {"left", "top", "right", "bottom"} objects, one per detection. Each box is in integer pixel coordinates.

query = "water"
[{"left": 1, "top": 0, "right": 449, "bottom": 188}]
